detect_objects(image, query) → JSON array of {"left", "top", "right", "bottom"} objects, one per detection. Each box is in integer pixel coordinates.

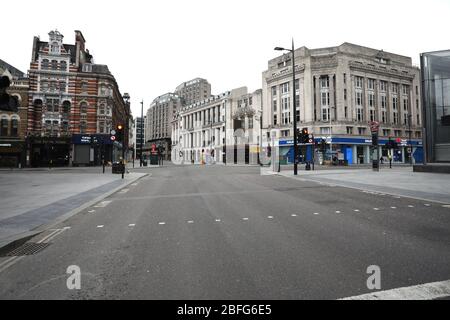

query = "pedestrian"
[{"left": 380, "top": 156, "right": 384, "bottom": 164}]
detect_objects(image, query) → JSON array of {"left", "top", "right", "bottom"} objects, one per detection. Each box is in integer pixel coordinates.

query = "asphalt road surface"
[{"left": 1, "top": 165, "right": 450, "bottom": 299}]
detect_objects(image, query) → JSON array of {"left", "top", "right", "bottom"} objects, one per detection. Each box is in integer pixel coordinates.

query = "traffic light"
[
  {"left": 116, "top": 124, "right": 124, "bottom": 143},
  {"left": 301, "top": 128, "right": 309, "bottom": 143}
]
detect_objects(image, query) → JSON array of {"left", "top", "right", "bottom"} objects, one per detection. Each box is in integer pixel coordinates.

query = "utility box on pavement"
[{"left": 112, "top": 162, "right": 124, "bottom": 174}]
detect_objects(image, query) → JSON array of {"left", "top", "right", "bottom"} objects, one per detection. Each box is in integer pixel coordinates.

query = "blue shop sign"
[{"left": 279, "top": 137, "right": 422, "bottom": 146}]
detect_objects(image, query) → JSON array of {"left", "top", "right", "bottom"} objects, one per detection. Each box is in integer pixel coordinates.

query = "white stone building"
[
  {"left": 262, "top": 42, "right": 423, "bottom": 165},
  {"left": 171, "top": 87, "right": 262, "bottom": 164}
]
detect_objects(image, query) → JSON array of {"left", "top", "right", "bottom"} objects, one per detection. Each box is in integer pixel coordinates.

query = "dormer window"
[
  {"left": 82, "top": 64, "right": 92, "bottom": 72},
  {"left": 50, "top": 42, "right": 60, "bottom": 54}
]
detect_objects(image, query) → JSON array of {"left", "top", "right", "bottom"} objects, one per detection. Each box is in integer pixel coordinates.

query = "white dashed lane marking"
[
  {"left": 291, "top": 214, "right": 297, "bottom": 217},
  {"left": 119, "top": 189, "right": 129, "bottom": 194},
  {"left": 408, "top": 205, "right": 415, "bottom": 208},
  {"left": 242, "top": 218, "right": 249, "bottom": 221},
  {"left": 424, "top": 204, "right": 431, "bottom": 207},
  {"left": 128, "top": 224, "right": 136, "bottom": 227},
  {"left": 373, "top": 208, "right": 380, "bottom": 211},
  {"left": 215, "top": 219, "right": 221, "bottom": 222},
  {"left": 88, "top": 210, "right": 95, "bottom": 213},
  {"left": 391, "top": 206, "right": 397, "bottom": 209},
  {"left": 313, "top": 213, "right": 319, "bottom": 215},
  {"left": 268, "top": 216, "right": 274, "bottom": 219},
  {"left": 94, "top": 201, "right": 111, "bottom": 208},
  {"left": 158, "top": 222, "right": 166, "bottom": 225},
  {"left": 354, "top": 209, "right": 360, "bottom": 212},
  {"left": 335, "top": 211, "right": 341, "bottom": 214},
  {"left": 187, "top": 220, "right": 194, "bottom": 224},
  {"left": 97, "top": 225, "right": 104, "bottom": 228}
]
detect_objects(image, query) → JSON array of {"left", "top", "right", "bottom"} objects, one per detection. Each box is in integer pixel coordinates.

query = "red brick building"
[{"left": 27, "top": 30, "right": 130, "bottom": 166}]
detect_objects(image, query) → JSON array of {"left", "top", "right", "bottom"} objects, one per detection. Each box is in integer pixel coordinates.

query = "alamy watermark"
[{"left": 66, "top": 265, "right": 81, "bottom": 290}]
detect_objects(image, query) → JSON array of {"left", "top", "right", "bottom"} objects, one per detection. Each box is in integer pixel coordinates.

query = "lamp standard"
[
  {"left": 275, "top": 39, "right": 298, "bottom": 175},
  {"left": 140, "top": 100, "right": 144, "bottom": 167}
]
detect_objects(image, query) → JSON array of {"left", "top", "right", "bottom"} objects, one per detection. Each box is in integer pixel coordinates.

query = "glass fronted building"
[{"left": 421, "top": 50, "right": 450, "bottom": 163}]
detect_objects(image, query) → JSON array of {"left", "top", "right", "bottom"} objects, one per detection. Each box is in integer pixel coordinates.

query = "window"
[
  {"left": 368, "top": 93, "right": 375, "bottom": 107},
  {"left": 80, "top": 121, "right": 87, "bottom": 134},
  {"left": 382, "top": 110, "right": 387, "bottom": 123},
  {"left": 393, "top": 112, "right": 399, "bottom": 124},
  {"left": 394, "top": 130, "right": 402, "bottom": 137},
  {"left": 59, "top": 81, "right": 66, "bottom": 93},
  {"left": 416, "top": 131, "right": 422, "bottom": 139},
  {"left": 356, "top": 92, "right": 363, "bottom": 106},
  {"left": 60, "top": 61, "right": 67, "bottom": 71},
  {"left": 417, "top": 114, "right": 421, "bottom": 126},
  {"left": 296, "top": 109, "right": 300, "bottom": 122},
  {"left": 41, "top": 81, "right": 48, "bottom": 92},
  {"left": 99, "top": 104, "right": 106, "bottom": 115},
  {"left": 47, "top": 98, "right": 59, "bottom": 112},
  {"left": 10, "top": 118, "right": 19, "bottom": 136},
  {"left": 273, "top": 114, "right": 277, "bottom": 126},
  {"left": 343, "top": 73, "right": 346, "bottom": 84},
  {"left": 322, "top": 107, "right": 330, "bottom": 121},
  {"left": 355, "top": 76, "right": 363, "bottom": 88},
  {"left": 1, "top": 117, "right": 9, "bottom": 136},
  {"left": 62, "top": 101, "right": 71, "bottom": 114},
  {"left": 416, "top": 86, "right": 419, "bottom": 95},
  {"left": 402, "top": 85, "right": 409, "bottom": 95},
  {"left": 392, "top": 97, "right": 398, "bottom": 110},
  {"left": 281, "top": 82, "right": 289, "bottom": 94},
  {"left": 391, "top": 83, "right": 398, "bottom": 93},
  {"left": 50, "top": 42, "right": 59, "bottom": 53},
  {"left": 403, "top": 99, "right": 409, "bottom": 111},
  {"left": 381, "top": 95, "right": 387, "bottom": 109},
  {"left": 344, "top": 89, "right": 347, "bottom": 100},
  {"left": 282, "top": 130, "right": 289, "bottom": 137},
  {"left": 248, "top": 118, "right": 253, "bottom": 129},
  {"left": 358, "top": 127, "right": 366, "bottom": 135},
  {"left": 346, "top": 126, "right": 353, "bottom": 135},
  {"left": 282, "top": 97, "right": 290, "bottom": 110},
  {"left": 271, "top": 86, "right": 277, "bottom": 97},
  {"left": 80, "top": 102, "right": 88, "bottom": 114},
  {"left": 41, "top": 59, "right": 49, "bottom": 69},
  {"left": 51, "top": 60, "right": 58, "bottom": 70},
  {"left": 344, "top": 106, "right": 348, "bottom": 119},
  {"left": 320, "top": 127, "right": 330, "bottom": 134},
  {"left": 383, "top": 129, "right": 391, "bottom": 136},
  {"left": 320, "top": 77, "right": 329, "bottom": 88},
  {"left": 249, "top": 97, "right": 253, "bottom": 105},
  {"left": 357, "top": 108, "right": 363, "bottom": 122},
  {"left": 380, "top": 80, "right": 387, "bottom": 92},
  {"left": 370, "top": 109, "right": 375, "bottom": 122},
  {"left": 295, "top": 79, "right": 300, "bottom": 91},
  {"left": 368, "top": 79, "right": 375, "bottom": 90}
]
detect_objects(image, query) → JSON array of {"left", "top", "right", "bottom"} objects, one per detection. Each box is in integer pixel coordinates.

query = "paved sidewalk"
[
  {"left": 272, "top": 167, "right": 450, "bottom": 204},
  {"left": 0, "top": 169, "right": 147, "bottom": 248}
]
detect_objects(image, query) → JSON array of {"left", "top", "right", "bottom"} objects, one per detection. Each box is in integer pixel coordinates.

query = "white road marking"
[
  {"left": 88, "top": 210, "right": 95, "bottom": 213},
  {"left": 242, "top": 218, "right": 249, "bottom": 221},
  {"left": 443, "top": 205, "right": 450, "bottom": 208},
  {"left": 128, "top": 224, "right": 136, "bottom": 227},
  {"left": 408, "top": 205, "right": 415, "bottom": 208},
  {"left": 291, "top": 214, "right": 297, "bottom": 217},
  {"left": 391, "top": 206, "right": 397, "bottom": 209},
  {"left": 268, "top": 216, "right": 274, "bottom": 219},
  {"left": 94, "top": 201, "right": 111, "bottom": 208},
  {"left": 131, "top": 183, "right": 138, "bottom": 186},
  {"left": 394, "top": 196, "right": 401, "bottom": 199},
  {"left": 119, "top": 189, "right": 129, "bottom": 194},
  {"left": 354, "top": 209, "right": 360, "bottom": 212},
  {"left": 313, "top": 212, "right": 319, "bottom": 215},
  {"left": 97, "top": 225, "right": 104, "bottom": 228},
  {"left": 215, "top": 219, "right": 221, "bottom": 222},
  {"left": 187, "top": 220, "right": 194, "bottom": 224},
  {"left": 373, "top": 208, "right": 380, "bottom": 211},
  {"left": 424, "top": 204, "right": 431, "bottom": 207},
  {"left": 335, "top": 211, "right": 341, "bottom": 214},
  {"left": 158, "top": 222, "right": 166, "bottom": 225},
  {"left": 340, "top": 279, "right": 450, "bottom": 300}
]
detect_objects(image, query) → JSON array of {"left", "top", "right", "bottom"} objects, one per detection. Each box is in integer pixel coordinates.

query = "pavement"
[
  {"left": 0, "top": 164, "right": 449, "bottom": 299},
  {"left": 0, "top": 166, "right": 147, "bottom": 249},
  {"left": 277, "top": 166, "right": 450, "bottom": 204}
]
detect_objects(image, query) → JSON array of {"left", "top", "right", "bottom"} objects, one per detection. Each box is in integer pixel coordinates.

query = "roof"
[{"left": 0, "top": 58, "right": 26, "bottom": 78}]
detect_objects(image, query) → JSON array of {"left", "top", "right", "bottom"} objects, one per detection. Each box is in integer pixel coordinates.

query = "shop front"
[
  {"left": 0, "top": 140, "right": 25, "bottom": 168},
  {"left": 29, "top": 137, "right": 71, "bottom": 167},
  {"left": 71, "top": 134, "right": 113, "bottom": 166}
]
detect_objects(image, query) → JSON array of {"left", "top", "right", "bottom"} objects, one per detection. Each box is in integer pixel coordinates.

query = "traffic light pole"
[{"left": 291, "top": 40, "right": 298, "bottom": 176}]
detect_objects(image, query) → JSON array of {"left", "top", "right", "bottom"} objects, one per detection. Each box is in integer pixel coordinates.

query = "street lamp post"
[
  {"left": 275, "top": 39, "right": 298, "bottom": 175},
  {"left": 140, "top": 100, "right": 144, "bottom": 167}
]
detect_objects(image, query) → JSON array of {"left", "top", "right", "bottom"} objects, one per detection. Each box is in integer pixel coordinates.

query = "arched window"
[
  {"left": 80, "top": 102, "right": 88, "bottom": 114},
  {"left": 41, "top": 59, "right": 49, "bottom": 69},
  {"left": 60, "top": 61, "right": 67, "bottom": 71},
  {"left": 62, "top": 101, "right": 71, "bottom": 115},
  {"left": 50, "top": 42, "right": 59, "bottom": 53},
  {"left": 10, "top": 117, "right": 19, "bottom": 137},
  {"left": 0, "top": 116, "right": 9, "bottom": 136}
]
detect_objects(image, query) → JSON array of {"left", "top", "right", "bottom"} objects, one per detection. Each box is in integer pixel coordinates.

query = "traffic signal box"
[{"left": 116, "top": 124, "right": 124, "bottom": 143}]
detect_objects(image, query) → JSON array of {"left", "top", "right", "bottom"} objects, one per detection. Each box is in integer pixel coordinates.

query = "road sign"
[
  {"left": 110, "top": 130, "right": 116, "bottom": 136},
  {"left": 110, "top": 135, "right": 116, "bottom": 141},
  {"left": 370, "top": 121, "right": 379, "bottom": 133}
]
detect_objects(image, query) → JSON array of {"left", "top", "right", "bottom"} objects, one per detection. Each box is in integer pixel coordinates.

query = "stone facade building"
[
  {"left": 146, "top": 93, "right": 181, "bottom": 160},
  {"left": 262, "top": 42, "right": 423, "bottom": 165},
  {"left": 171, "top": 87, "right": 262, "bottom": 164},
  {"left": 175, "top": 78, "right": 211, "bottom": 106},
  {"left": 27, "top": 30, "right": 130, "bottom": 166}
]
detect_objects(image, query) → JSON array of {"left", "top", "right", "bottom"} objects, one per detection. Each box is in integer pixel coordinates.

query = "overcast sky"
[{"left": 2, "top": 0, "right": 449, "bottom": 116}]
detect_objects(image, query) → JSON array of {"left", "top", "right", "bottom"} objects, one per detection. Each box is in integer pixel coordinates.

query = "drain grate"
[{"left": 0, "top": 242, "right": 51, "bottom": 257}]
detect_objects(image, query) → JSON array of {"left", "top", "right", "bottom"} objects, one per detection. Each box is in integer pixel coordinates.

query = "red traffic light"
[{"left": 117, "top": 124, "right": 123, "bottom": 130}]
